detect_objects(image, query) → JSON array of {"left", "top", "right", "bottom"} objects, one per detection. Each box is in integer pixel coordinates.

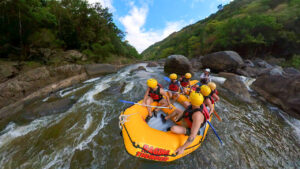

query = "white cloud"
[
  {"left": 119, "top": 3, "right": 191, "bottom": 53},
  {"left": 87, "top": 0, "right": 115, "bottom": 12}
]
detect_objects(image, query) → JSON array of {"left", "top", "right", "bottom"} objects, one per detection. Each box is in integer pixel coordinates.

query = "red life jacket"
[
  {"left": 148, "top": 84, "right": 163, "bottom": 101},
  {"left": 169, "top": 81, "right": 179, "bottom": 91},
  {"left": 180, "top": 77, "right": 190, "bottom": 87},
  {"left": 182, "top": 104, "right": 210, "bottom": 128}
]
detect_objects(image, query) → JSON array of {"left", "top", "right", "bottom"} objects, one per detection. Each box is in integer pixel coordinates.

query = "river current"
[{"left": 0, "top": 63, "right": 299, "bottom": 169}]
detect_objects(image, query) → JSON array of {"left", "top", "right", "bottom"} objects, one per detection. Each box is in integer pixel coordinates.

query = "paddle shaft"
[
  {"left": 135, "top": 103, "right": 168, "bottom": 109},
  {"left": 214, "top": 110, "right": 222, "bottom": 121},
  {"left": 207, "top": 121, "right": 224, "bottom": 145}
]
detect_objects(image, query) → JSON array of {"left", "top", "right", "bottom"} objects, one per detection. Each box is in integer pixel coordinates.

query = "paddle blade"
[
  {"left": 164, "top": 77, "right": 171, "bottom": 83},
  {"left": 119, "top": 100, "right": 135, "bottom": 104}
]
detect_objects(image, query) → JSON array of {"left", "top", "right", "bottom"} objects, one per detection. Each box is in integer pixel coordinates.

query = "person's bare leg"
[
  {"left": 170, "top": 125, "right": 186, "bottom": 134},
  {"left": 146, "top": 97, "right": 153, "bottom": 117}
]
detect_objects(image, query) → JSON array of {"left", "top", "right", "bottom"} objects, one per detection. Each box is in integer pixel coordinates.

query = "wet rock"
[
  {"left": 219, "top": 72, "right": 253, "bottom": 103},
  {"left": 85, "top": 64, "right": 118, "bottom": 76},
  {"left": 130, "top": 66, "right": 146, "bottom": 73},
  {"left": 251, "top": 69, "right": 300, "bottom": 118},
  {"left": 253, "top": 58, "right": 273, "bottom": 69},
  {"left": 22, "top": 98, "right": 76, "bottom": 119},
  {"left": 146, "top": 62, "right": 159, "bottom": 67},
  {"left": 35, "top": 98, "right": 75, "bottom": 116},
  {"left": 284, "top": 67, "right": 300, "bottom": 75},
  {"left": 164, "top": 55, "right": 193, "bottom": 75},
  {"left": 190, "top": 56, "right": 203, "bottom": 71},
  {"left": 201, "top": 51, "right": 244, "bottom": 73},
  {"left": 244, "top": 59, "right": 255, "bottom": 67}
]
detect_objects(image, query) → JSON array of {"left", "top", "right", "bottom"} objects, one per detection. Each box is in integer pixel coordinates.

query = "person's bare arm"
[
  {"left": 175, "top": 112, "right": 203, "bottom": 155},
  {"left": 213, "top": 93, "right": 219, "bottom": 102},
  {"left": 161, "top": 89, "right": 172, "bottom": 108},
  {"left": 205, "top": 99, "right": 214, "bottom": 116},
  {"left": 143, "top": 88, "right": 150, "bottom": 104}
]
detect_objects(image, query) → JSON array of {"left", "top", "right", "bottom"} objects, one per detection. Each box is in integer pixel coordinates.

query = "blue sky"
[{"left": 87, "top": 0, "right": 234, "bottom": 53}]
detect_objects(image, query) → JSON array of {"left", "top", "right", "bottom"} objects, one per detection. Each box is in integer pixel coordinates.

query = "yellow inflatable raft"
[{"left": 119, "top": 80, "right": 213, "bottom": 162}]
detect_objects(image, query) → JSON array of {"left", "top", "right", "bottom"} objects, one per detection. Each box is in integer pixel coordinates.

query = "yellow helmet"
[
  {"left": 207, "top": 82, "right": 216, "bottom": 90},
  {"left": 190, "top": 93, "right": 204, "bottom": 106},
  {"left": 200, "top": 85, "right": 211, "bottom": 96},
  {"left": 169, "top": 73, "right": 177, "bottom": 80},
  {"left": 185, "top": 73, "right": 192, "bottom": 79},
  {"left": 147, "top": 78, "right": 157, "bottom": 88}
]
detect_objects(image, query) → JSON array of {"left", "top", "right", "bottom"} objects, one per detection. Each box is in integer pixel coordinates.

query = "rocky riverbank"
[
  {"left": 164, "top": 52, "right": 300, "bottom": 119},
  {"left": 0, "top": 63, "right": 124, "bottom": 120}
]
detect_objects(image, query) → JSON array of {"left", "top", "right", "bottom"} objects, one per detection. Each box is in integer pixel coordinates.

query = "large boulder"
[
  {"left": 84, "top": 64, "right": 118, "bottom": 76},
  {"left": 251, "top": 68, "right": 300, "bottom": 118},
  {"left": 201, "top": 51, "right": 244, "bottom": 72},
  {"left": 190, "top": 56, "right": 203, "bottom": 71},
  {"left": 164, "top": 55, "right": 193, "bottom": 75},
  {"left": 219, "top": 72, "right": 253, "bottom": 103}
]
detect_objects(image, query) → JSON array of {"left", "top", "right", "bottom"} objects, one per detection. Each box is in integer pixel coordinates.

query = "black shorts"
[{"left": 153, "top": 97, "right": 163, "bottom": 102}]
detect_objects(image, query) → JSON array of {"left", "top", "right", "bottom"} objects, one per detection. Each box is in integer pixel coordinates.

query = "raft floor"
[{"left": 147, "top": 102, "right": 207, "bottom": 136}]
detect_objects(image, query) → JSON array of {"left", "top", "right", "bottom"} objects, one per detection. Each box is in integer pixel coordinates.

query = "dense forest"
[
  {"left": 142, "top": 0, "right": 300, "bottom": 66},
  {"left": 0, "top": 0, "right": 140, "bottom": 65}
]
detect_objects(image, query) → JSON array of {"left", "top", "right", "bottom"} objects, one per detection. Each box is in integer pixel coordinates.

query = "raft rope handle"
[{"left": 118, "top": 112, "right": 138, "bottom": 130}]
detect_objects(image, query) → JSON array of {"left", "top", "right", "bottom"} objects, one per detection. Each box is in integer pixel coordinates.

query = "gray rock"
[
  {"left": 85, "top": 64, "right": 118, "bottom": 76},
  {"left": 201, "top": 51, "right": 244, "bottom": 72},
  {"left": 164, "top": 55, "right": 193, "bottom": 75},
  {"left": 219, "top": 72, "right": 253, "bottom": 103},
  {"left": 251, "top": 71, "right": 300, "bottom": 118},
  {"left": 253, "top": 58, "right": 273, "bottom": 69},
  {"left": 190, "top": 56, "right": 203, "bottom": 71},
  {"left": 27, "top": 98, "right": 76, "bottom": 119},
  {"left": 130, "top": 66, "right": 146, "bottom": 73},
  {"left": 284, "top": 67, "right": 300, "bottom": 75},
  {"left": 244, "top": 59, "right": 255, "bottom": 67},
  {"left": 146, "top": 62, "right": 159, "bottom": 67}
]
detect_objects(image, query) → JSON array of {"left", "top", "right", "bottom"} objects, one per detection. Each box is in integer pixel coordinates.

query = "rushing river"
[{"left": 0, "top": 63, "right": 299, "bottom": 169}]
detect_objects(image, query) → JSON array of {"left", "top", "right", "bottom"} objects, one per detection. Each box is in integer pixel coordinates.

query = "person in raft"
[
  {"left": 200, "top": 68, "right": 211, "bottom": 84},
  {"left": 207, "top": 82, "right": 219, "bottom": 103},
  {"left": 200, "top": 85, "right": 214, "bottom": 116},
  {"left": 179, "top": 73, "right": 192, "bottom": 94},
  {"left": 165, "top": 93, "right": 210, "bottom": 155},
  {"left": 168, "top": 73, "right": 180, "bottom": 102},
  {"left": 143, "top": 78, "right": 172, "bottom": 122},
  {"left": 180, "top": 84, "right": 215, "bottom": 113}
]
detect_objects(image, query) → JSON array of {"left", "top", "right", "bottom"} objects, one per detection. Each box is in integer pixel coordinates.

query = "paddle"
[
  {"left": 119, "top": 100, "right": 168, "bottom": 109},
  {"left": 214, "top": 110, "right": 222, "bottom": 121},
  {"left": 207, "top": 121, "right": 224, "bottom": 146},
  {"left": 164, "top": 76, "right": 171, "bottom": 83}
]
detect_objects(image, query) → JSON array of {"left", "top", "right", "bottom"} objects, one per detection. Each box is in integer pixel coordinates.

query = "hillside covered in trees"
[
  {"left": 0, "top": 0, "right": 140, "bottom": 65},
  {"left": 142, "top": 0, "right": 300, "bottom": 63}
]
